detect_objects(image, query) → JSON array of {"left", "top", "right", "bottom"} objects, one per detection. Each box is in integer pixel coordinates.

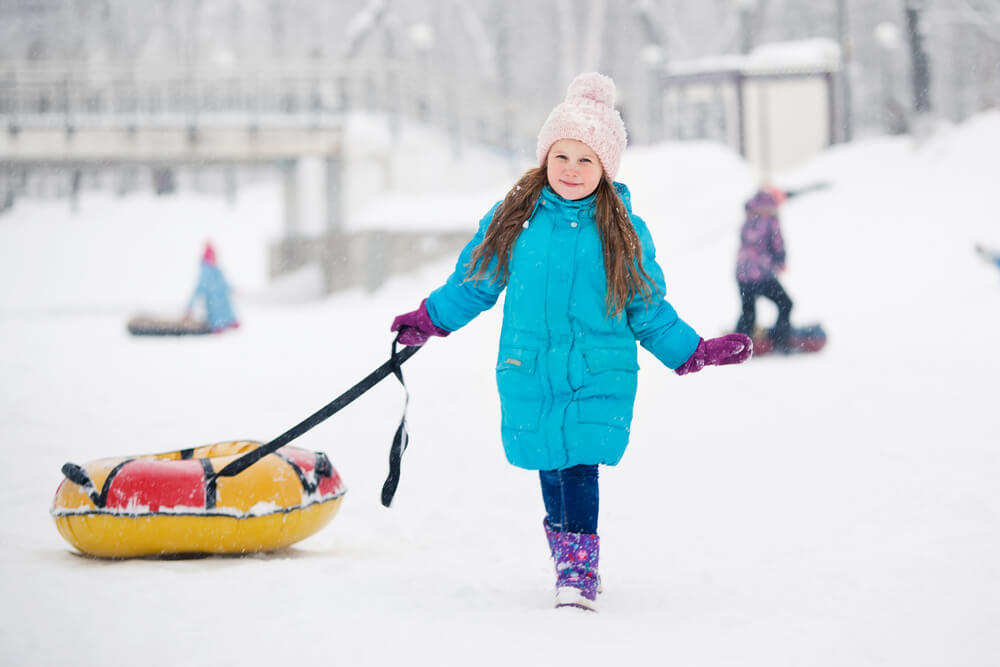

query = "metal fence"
[{"left": 0, "top": 62, "right": 394, "bottom": 129}]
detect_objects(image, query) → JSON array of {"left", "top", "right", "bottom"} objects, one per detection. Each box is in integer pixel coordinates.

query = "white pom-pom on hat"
[{"left": 536, "top": 72, "right": 627, "bottom": 180}]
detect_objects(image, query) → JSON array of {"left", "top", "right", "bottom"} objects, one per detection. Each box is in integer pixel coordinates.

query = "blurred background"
[{"left": 1, "top": 0, "right": 998, "bottom": 298}]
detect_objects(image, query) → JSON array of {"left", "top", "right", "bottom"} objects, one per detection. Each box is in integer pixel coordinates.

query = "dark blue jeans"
[
  {"left": 539, "top": 464, "right": 599, "bottom": 534},
  {"left": 737, "top": 277, "right": 793, "bottom": 344}
]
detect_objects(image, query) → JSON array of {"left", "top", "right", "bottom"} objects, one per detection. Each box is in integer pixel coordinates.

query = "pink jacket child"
[
  {"left": 734, "top": 187, "right": 793, "bottom": 346},
  {"left": 736, "top": 188, "right": 786, "bottom": 283}
]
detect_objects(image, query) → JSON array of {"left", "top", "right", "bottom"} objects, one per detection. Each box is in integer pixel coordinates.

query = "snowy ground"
[{"left": 2, "top": 112, "right": 999, "bottom": 666}]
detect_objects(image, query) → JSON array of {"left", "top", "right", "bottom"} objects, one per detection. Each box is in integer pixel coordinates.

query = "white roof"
[{"left": 664, "top": 39, "right": 841, "bottom": 78}]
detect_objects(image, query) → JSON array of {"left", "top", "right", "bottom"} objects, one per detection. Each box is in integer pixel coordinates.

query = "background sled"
[
  {"left": 752, "top": 323, "right": 827, "bottom": 356},
  {"left": 127, "top": 314, "right": 212, "bottom": 336}
]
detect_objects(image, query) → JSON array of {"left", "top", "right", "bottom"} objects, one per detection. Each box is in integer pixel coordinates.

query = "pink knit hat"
[{"left": 536, "top": 72, "right": 628, "bottom": 180}]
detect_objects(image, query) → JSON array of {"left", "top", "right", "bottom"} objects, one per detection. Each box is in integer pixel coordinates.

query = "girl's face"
[{"left": 546, "top": 139, "right": 604, "bottom": 201}]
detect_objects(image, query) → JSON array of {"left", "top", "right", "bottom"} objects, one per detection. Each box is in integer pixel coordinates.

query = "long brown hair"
[{"left": 466, "top": 168, "right": 658, "bottom": 318}]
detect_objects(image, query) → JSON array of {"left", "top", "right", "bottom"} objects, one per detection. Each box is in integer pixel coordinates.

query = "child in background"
[
  {"left": 390, "top": 73, "right": 752, "bottom": 612},
  {"left": 185, "top": 242, "right": 239, "bottom": 332},
  {"left": 734, "top": 186, "right": 793, "bottom": 350}
]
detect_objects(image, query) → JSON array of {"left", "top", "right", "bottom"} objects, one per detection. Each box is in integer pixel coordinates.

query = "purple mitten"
[
  {"left": 390, "top": 299, "right": 451, "bottom": 346},
  {"left": 675, "top": 334, "right": 753, "bottom": 376}
]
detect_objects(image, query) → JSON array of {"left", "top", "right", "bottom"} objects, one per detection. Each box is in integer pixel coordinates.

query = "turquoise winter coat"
[{"left": 426, "top": 183, "right": 700, "bottom": 471}]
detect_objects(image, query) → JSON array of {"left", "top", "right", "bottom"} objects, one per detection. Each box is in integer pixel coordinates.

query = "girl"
[{"left": 391, "top": 73, "right": 751, "bottom": 611}]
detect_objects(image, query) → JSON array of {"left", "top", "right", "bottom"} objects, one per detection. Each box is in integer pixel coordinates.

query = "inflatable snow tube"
[
  {"left": 51, "top": 440, "right": 346, "bottom": 558},
  {"left": 126, "top": 314, "right": 213, "bottom": 336}
]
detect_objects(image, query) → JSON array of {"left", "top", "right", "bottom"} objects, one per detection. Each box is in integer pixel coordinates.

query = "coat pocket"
[
  {"left": 577, "top": 347, "right": 639, "bottom": 429},
  {"left": 496, "top": 346, "right": 542, "bottom": 433},
  {"left": 583, "top": 347, "right": 639, "bottom": 375}
]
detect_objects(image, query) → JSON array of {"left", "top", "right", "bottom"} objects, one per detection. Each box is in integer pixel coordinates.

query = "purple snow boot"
[
  {"left": 544, "top": 518, "right": 603, "bottom": 600},
  {"left": 550, "top": 528, "right": 600, "bottom": 611}
]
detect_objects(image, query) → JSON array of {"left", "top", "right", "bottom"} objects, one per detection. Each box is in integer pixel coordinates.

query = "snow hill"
[{"left": 1, "top": 111, "right": 998, "bottom": 666}]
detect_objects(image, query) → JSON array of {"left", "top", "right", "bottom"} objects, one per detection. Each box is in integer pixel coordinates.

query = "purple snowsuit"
[
  {"left": 736, "top": 191, "right": 786, "bottom": 283},
  {"left": 734, "top": 190, "right": 793, "bottom": 343}
]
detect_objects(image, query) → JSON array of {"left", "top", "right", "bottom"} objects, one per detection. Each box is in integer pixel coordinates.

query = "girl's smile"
[{"left": 546, "top": 139, "right": 604, "bottom": 200}]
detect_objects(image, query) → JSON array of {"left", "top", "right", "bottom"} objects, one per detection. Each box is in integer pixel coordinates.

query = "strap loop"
[{"left": 381, "top": 336, "right": 410, "bottom": 507}]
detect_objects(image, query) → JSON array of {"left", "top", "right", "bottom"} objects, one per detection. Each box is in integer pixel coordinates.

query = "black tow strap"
[
  {"left": 381, "top": 338, "right": 411, "bottom": 507},
  {"left": 208, "top": 334, "right": 419, "bottom": 507}
]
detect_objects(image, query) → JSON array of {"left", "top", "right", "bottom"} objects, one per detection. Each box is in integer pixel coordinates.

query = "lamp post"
[
  {"left": 874, "top": 22, "right": 902, "bottom": 134},
  {"left": 903, "top": 0, "right": 931, "bottom": 115},
  {"left": 836, "top": 0, "right": 853, "bottom": 142},
  {"left": 641, "top": 44, "right": 665, "bottom": 143},
  {"left": 409, "top": 23, "right": 434, "bottom": 122},
  {"left": 735, "top": 0, "right": 758, "bottom": 54}
]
